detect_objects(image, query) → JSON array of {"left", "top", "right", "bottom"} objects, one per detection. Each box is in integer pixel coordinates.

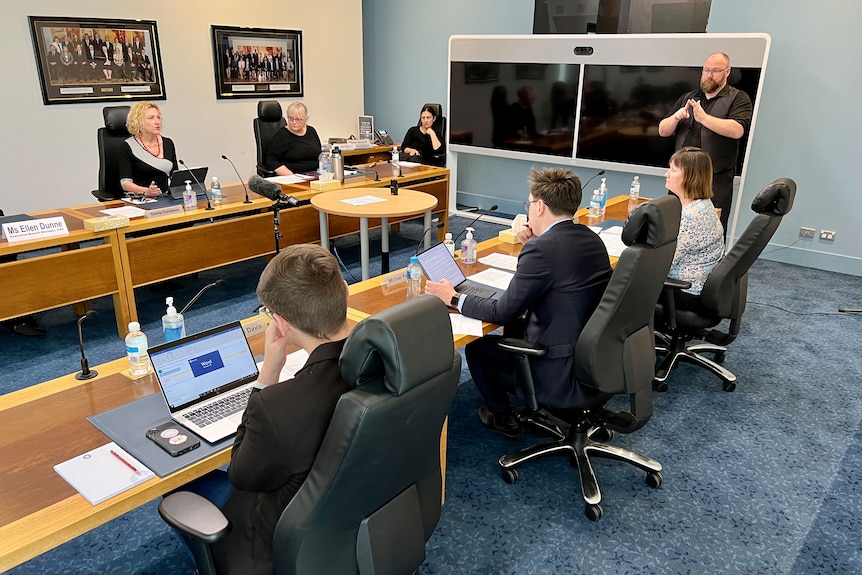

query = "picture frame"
[
  {"left": 28, "top": 16, "right": 166, "bottom": 105},
  {"left": 211, "top": 25, "right": 303, "bottom": 100}
]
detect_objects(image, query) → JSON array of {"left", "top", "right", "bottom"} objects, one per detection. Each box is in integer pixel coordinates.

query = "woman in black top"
[
  {"left": 266, "top": 102, "right": 322, "bottom": 175},
  {"left": 401, "top": 105, "right": 444, "bottom": 165},
  {"left": 119, "top": 101, "right": 178, "bottom": 197}
]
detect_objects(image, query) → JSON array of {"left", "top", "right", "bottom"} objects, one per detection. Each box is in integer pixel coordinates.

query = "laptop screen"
[
  {"left": 416, "top": 242, "right": 467, "bottom": 285},
  {"left": 149, "top": 322, "right": 259, "bottom": 411}
]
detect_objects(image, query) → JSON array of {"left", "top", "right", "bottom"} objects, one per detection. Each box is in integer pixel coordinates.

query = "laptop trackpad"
[{"left": 229, "top": 412, "right": 245, "bottom": 426}]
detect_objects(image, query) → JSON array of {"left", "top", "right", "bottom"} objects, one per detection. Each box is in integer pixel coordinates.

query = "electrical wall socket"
[
  {"left": 799, "top": 227, "right": 815, "bottom": 239},
  {"left": 820, "top": 230, "right": 836, "bottom": 241}
]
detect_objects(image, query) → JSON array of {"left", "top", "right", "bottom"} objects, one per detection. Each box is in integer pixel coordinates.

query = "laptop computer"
[
  {"left": 416, "top": 241, "right": 501, "bottom": 299},
  {"left": 168, "top": 167, "right": 209, "bottom": 199},
  {"left": 148, "top": 321, "right": 259, "bottom": 443}
]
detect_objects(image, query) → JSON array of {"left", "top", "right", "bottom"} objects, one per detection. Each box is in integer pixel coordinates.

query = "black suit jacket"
[
  {"left": 212, "top": 339, "right": 350, "bottom": 575},
  {"left": 462, "top": 220, "right": 611, "bottom": 408}
]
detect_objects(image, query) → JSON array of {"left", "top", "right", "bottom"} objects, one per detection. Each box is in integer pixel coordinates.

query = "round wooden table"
[{"left": 311, "top": 188, "right": 438, "bottom": 280}]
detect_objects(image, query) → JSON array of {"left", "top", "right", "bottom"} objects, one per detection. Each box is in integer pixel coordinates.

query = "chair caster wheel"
[
  {"left": 723, "top": 381, "right": 736, "bottom": 392},
  {"left": 502, "top": 468, "right": 519, "bottom": 484},
  {"left": 646, "top": 471, "right": 663, "bottom": 489},
  {"left": 653, "top": 380, "right": 668, "bottom": 393},
  {"left": 714, "top": 351, "right": 726, "bottom": 363},
  {"left": 585, "top": 503, "right": 603, "bottom": 521}
]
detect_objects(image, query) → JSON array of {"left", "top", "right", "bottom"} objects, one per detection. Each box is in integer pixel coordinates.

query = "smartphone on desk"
[{"left": 146, "top": 421, "right": 201, "bottom": 457}]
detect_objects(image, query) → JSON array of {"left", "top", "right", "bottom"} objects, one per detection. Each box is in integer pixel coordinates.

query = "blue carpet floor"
[{"left": 4, "top": 216, "right": 862, "bottom": 574}]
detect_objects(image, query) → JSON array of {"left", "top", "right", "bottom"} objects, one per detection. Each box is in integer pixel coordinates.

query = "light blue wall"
[{"left": 362, "top": 0, "right": 862, "bottom": 276}]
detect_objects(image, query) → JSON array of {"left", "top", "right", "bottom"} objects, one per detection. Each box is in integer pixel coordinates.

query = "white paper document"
[
  {"left": 266, "top": 174, "right": 312, "bottom": 185},
  {"left": 100, "top": 206, "right": 148, "bottom": 218},
  {"left": 478, "top": 252, "right": 518, "bottom": 272},
  {"left": 467, "top": 268, "right": 514, "bottom": 291},
  {"left": 340, "top": 195, "right": 387, "bottom": 206},
  {"left": 450, "top": 314, "right": 484, "bottom": 336},
  {"left": 397, "top": 160, "right": 421, "bottom": 168},
  {"left": 54, "top": 442, "right": 155, "bottom": 505},
  {"left": 597, "top": 225, "right": 627, "bottom": 257},
  {"left": 256, "top": 349, "right": 310, "bottom": 383}
]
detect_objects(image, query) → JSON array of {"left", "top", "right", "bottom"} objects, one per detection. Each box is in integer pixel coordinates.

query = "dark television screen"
[
  {"left": 576, "top": 64, "right": 761, "bottom": 175},
  {"left": 448, "top": 61, "right": 581, "bottom": 158}
]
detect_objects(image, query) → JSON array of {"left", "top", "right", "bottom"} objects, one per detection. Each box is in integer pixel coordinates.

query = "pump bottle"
[
  {"left": 460, "top": 227, "right": 477, "bottom": 264},
  {"left": 162, "top": 296, "right": 186, "bottom": 342}
]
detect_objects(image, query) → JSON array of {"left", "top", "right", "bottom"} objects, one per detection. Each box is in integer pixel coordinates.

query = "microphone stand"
[
  {"left": 222, "top": 154, "right": 253, "bottom": 204},
  {"left": 180, "top": 279, "right": 226, "bottom": 315},
  {"left": 416, "top": 221, "right": 445, "bottom": 255},
  {"left": 76, "top": 311, "right": 98, "bottom": 380},
  {"left": 453, "top": 204, "right": 499, "bottom": 245},
  {"left": 179, "top": 160, "right": 213, "bottom": 211}
]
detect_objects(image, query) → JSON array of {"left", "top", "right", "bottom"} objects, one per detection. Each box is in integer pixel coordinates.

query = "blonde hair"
[
  {"left": 126, "top": 101, "right": 161, "bottom": 136},
  {"left": 285, "top": 101, "right": 308, "bottom": 119}
]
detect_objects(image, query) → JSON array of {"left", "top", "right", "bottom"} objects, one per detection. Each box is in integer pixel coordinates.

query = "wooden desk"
[
  {"left": 313, "top": 188, "right": 437, "bottom": 281},
  {"left": 342, "top": 144, "right": 396, "bottom": 166},
  {"left": 0, "top": 208, "right": 128, "bottom": 335}
]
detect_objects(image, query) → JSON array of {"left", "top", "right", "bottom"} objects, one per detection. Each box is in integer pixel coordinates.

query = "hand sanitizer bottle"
[
  {"left": 162, "top": 296, "right": 185, "bottom": 342},
  {"left": 460, "top": 227, "right": 477, "bottom": 264},
  {"left": 598, "top": 178, "right": 608, "bottom": 217},
  {"left": 183, "top": 181, "right": 197, "bottom": 210}
]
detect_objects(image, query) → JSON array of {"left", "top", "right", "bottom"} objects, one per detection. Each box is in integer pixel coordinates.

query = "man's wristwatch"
[{"left": 450, "top": 294, "right": 461, "bottom": 308}]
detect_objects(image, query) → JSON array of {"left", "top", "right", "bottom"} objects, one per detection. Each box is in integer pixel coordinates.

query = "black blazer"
[{"left": 462, "top": 219, "right": 611, "bottom": 408}]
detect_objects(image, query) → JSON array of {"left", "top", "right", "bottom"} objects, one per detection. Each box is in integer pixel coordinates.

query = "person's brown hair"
[
  {"left": 670, "top": 146, "right": 714, "bottom": 200},
  {"left": 256, "top": 244, "right": 346, "bottom": 339},
  {"left": 528, "top": 167, "right": 582, "bottom": 216}
]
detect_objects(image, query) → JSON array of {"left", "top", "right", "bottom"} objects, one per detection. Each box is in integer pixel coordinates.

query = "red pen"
[{"left": 110, "top": 449, "right": 141, "bottom": 474}]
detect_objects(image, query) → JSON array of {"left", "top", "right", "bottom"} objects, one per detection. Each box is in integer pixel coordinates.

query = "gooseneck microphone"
[
  {"left": 222, "top": 154, "right": 252, "bottom": 204},
  {"left": 453, "top": 204, "right": 499, "bottom": 244},
  {"left": 180, "top": 279, "right": 226, "bottom": 315},
  {"left": 248, "top": 175, "right": 300, "bottom": 206},
  {"left": 581, "top": 169, "right": 606, "bottom": 192},
  {"left": 415, "top": 221, "right": 445, "bottom": 255},
  {"left": 75, "top": 310, "right": 98, "bottom": 381},
  {"left": 178, "top": 159, "right": 213, "bottom": 211}
]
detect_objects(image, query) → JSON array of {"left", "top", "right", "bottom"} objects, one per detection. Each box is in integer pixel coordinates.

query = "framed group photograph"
[
  {"left": 211, "top": 25, "right": 303, "bottom": 100},
  {"left": 28, "top": 16, "right": 166, "bottom": 105}
]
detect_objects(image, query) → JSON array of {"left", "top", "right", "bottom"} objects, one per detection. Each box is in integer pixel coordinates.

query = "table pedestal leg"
[
  {"left": 360, "top": 217, "right": 370, "bottom": 281},
  {"left": 319, "top": 211, "right": 330, "bottom": 251},
  {"left": 381, "top": 217, "right": 389, "bottom": 274},
  {"left": 424, "top": 211, "right": 433, "bottom": 250}
]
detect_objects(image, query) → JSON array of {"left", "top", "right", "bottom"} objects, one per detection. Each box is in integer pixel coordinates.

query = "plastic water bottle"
[
  {"left": 460, "top": 227, "right": 477, "bottom": 264},
  {"left": 162, "top": 296, "right": 186, "bottom": 342},
  {"left": 598, "top": 178, "right": 608, "bottom": 217},
  {"left": 589, "top": 190, "right": 601, "bottom": 218},
  {"left": 317, "top": 146, "right": 329, "bottom": 175},
  {"left": 210, "top": 177, "right": 222, "bottom": 206},
  {"left": 406, "top": 256, "right": 423, "bottom": 299},
  {"left": 183, "top": 181, "right": 197, "bottom": 210},
  {"left": 629, "top": 175, "right": 640, "bottom": 201},
  {"left": 391, "top": 146, "right": 401, "bottom": 177},
  {"left": 125, "top": 321, "right": 151, "bottom": 377},
  {"left": 443, "top": 232, "right": 456, "bottom": 257}
]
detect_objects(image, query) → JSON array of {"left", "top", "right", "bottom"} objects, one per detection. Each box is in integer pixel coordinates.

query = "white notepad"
[{"left": 54, "top": 442, "right": 155, "bottom": 505}]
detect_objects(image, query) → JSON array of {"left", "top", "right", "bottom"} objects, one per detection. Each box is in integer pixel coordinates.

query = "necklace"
[{"left": 137, "top": 136, "right": 161, "bottom": 158}]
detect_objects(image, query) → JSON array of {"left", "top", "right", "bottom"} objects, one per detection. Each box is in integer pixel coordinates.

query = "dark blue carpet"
[{"left": 5, "top": 219, "right": 862, "bottom": 574}]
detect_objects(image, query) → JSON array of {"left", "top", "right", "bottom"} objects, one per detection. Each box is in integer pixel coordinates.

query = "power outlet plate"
[
  {"left": 799, "top": 227, "right": 815, "bottom": 239},
  {"left": 820, "top": 230, "right": 836, "bottom": 241}
]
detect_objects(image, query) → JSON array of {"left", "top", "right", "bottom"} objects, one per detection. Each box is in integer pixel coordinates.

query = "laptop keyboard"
[
  {"left": 185, "top": 387, "right": 252, "bottom": 427},
  {"left": 460, "top": 284, "right": 495, "bottom": 299}
]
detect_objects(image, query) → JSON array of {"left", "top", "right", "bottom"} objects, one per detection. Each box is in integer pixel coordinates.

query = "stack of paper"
[{"left": 54, "top": 442, "right": 155, "bottom": 505}]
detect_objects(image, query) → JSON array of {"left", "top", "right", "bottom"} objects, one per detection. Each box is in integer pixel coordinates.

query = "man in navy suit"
[{"left": 426, "top": 167, "right": 611, "bottom": 438}]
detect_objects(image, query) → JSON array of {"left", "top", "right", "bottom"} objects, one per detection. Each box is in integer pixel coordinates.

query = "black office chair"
[
  {"left": 494, "top": 195, "right": 681, "bottom": 521},
  {"left": 92, "top": 106, "right": 131, "bottom": 201},
  {"left": 421, "top": 102, "right": 447, "bottom": 167},
  {"left": 254, "top": 100, "right": 287, "bottom": 177},
  {"left": 158, "top": 296, "right": 461, "bottom": 575},
  {"left": 653, "top": 178, "right": 797, "bottom": 392}
]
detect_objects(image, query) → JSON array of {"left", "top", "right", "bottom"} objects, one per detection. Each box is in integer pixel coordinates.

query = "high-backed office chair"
[
  {"left": 495, "top": 196, "right": 681, "bottom": 521},
  {"left": 158, "top": 296, "right": 461, "bottom": 575},
  {"left": 421, "top": 102, "right": 447, "bottom": 167},
  {"left": 92, "top": 106, "right": 131, "bottom": 201},
  {"left": 653, "top": 178, "right": 796, "bottom": 392},
  {"left": 254, "top": 99, "right": 287, "bottom": 177}
]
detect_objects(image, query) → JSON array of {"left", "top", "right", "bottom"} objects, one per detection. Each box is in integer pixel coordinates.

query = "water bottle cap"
[
  {"left": 445, "top": 232, "right": 452, "bottom": 240},
  {"left": 212, "top": 176, "right": 218, "bottom": 183},
  {"left": 128, "top": 321, "right": 140, "bottom": 331},
  {"left": 410, "top": 256, "right": 419, "bottom": 263}
]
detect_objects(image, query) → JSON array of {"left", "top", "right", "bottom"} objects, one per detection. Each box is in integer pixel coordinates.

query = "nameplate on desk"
[
  {"left": 382, "top": 271, "right": 407, "bottom": 288},
  {"left": 144, "top": 205, "right": 185, "bottom": 219},
  {"left": 242, "top": 316, "right": 268, "bottom": 339},
  {"left": 2, "top": 216, "right": 68, "bottom": 242}
]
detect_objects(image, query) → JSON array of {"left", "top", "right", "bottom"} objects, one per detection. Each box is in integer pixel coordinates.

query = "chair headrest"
[
  {"left": 339, "top": 296, "right": 454, "bottom": 396},
  {"left": 422, "top": 103, "right": 443, "bottom": 118},
  {"left": 258, "top": 100, "right": 283, "bottom": 122},
  {"left": 750, "top": 178, "right": 796, "bottom": 216},
  {"left": 621, "top": 195, "right": 681, "bottom": 247},
  {"left": 103, "top": 106, "right": 131, "bottom": 134}
]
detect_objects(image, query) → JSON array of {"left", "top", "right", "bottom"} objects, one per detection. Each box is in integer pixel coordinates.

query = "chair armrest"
[
  {"left": 663, "top": 277, "right": 691, "bottom": 290},
  {"left": 497, "top": 338, "right": 547, "bottom": 357},
  {"left": 158, "top": 491, "right": 231, "bottom": 544},
  {"left": 256, "top": 164, "right": 277, "bottom": 178}
]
